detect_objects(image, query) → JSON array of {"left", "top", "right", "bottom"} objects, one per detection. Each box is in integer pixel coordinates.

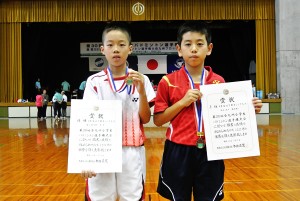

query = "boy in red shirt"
[{"left": 154, "top": 21, "right": 262, "bottom": 201}]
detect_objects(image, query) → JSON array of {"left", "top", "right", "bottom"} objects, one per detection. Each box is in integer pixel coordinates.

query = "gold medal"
[
  {"left": 125, "top": 77, "right": 133, "bottom": 85},
  {"left": 197, "top": 131, "right": 204, "bottom": 137},
  {"left": 196, "top": 132, "right": 205, "bottom": 149},
  {"left": 196, "top": 137, "right": 205, "bottom": 149}
]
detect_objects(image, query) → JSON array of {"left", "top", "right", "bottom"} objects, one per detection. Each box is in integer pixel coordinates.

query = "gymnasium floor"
[{"left": 0, "top": 114, "right": 299, "bottom": 200}]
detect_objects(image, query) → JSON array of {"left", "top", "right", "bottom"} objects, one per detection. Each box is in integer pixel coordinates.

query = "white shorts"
[{"left": 86, "top": 146, "right": 146, "bottom": 201}]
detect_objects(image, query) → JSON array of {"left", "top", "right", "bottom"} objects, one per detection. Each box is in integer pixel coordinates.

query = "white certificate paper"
[
  {"left": 67, "top": 100, "right": 122, "bottom": 173},
  {"left": 201, "top": 80, "right": 260, "bottom": 161}
]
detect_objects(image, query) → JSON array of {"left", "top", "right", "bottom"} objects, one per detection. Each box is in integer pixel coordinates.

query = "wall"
[{"left": 276, "top": 0, "right": 300, "bottom": 113}]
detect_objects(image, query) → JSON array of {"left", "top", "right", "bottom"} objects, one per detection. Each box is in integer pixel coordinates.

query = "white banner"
[
  {"left": 89, "top": 56, "right": 108, "bottom": 72},
  {"left": 80, "top": 42, "right": 177, "bottom": 56},
  {"left": 80, "top": 42, "right": 101, "bottom": 55},
  {"left": 68, "top": 99, "right": 123, "bottom": 173},
  {"left": 132, "top": 41, "right": 177, "bottom": 54},
  {"left": 138, "top": 55, "right": 167, "bottom": 74}
]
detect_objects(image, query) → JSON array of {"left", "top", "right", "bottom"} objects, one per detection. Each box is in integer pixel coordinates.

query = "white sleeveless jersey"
[{"left": 83, "top": 69, "right": 156, "bottom": 146}]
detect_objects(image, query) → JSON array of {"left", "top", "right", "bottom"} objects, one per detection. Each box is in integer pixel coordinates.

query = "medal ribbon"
[
  {"left": 184, "top": 66, "right": 205, "bottom": 133},
  {"left": 107, "top": 66, "right": 135, "bottom": 95}
]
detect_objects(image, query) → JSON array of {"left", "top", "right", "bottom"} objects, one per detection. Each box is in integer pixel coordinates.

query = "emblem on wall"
[{"left": 132, "top": 2, "right": 145, "bottom": 15}]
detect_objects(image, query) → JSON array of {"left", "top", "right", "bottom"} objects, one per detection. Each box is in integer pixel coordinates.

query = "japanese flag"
[
  {"left": 89, "top": 56, "right": 108, "bottom": 72},
  {"left": 137, "top": 55, "right": 167, "bottom": 74}
]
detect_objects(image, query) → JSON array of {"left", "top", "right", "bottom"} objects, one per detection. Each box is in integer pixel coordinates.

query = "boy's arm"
[
  {"left": 127, "top": 69, "right": 154, "bottom": 124},
  {"left": 82, "top": 78, "right": 99, "bottom": 100},
  {"left": 154, "top": 89, "right": 202, "bottom": 126},
  {"left": 139, "top": 92, "right": 151, "bottom": 124},
  {"left": 154, "top": 100, "right": 186, "bottom": 126},
  {"left": 132, "top": 71, "right": 152, "bottom": 124}
]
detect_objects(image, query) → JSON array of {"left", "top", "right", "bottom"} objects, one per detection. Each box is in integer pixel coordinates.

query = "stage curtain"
[
  {"left": 0, "top": 0, "right": 275, "bottom": 102},
  {"left": 0, "top": 23, "right": 22, "bottom": 103},
  {"left": 255, "top": 19, "right": 276, "bottom": 96},
  {"left": 0, "top": 0, "right": 274, "bottom": 22}
]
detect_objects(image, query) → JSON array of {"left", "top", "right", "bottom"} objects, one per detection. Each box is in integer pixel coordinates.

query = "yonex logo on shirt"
[{"left": 132, "top": 98, "right": 139, "bottom": 102}]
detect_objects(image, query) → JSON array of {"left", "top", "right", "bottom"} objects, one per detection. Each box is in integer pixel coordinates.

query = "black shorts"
[{"left": 157, "top": 140, "right": 225, "bottom": 201}]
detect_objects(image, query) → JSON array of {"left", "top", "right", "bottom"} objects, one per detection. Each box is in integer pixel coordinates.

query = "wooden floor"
[{"left": 0, "top": 114, "right": 300, "bottom": 201}]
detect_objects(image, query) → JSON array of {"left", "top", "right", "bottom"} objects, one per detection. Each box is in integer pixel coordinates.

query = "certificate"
[
  {"left": 201, "top": 80, "right": 260, "bottom": 161},
  {"left": 67, "top": 99, "right": 122, "bottom": 173}
]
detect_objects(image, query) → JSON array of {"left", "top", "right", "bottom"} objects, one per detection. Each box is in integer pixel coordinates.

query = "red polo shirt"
[{"left": 154, "top": 66, "right": 225, "bottom": 146}]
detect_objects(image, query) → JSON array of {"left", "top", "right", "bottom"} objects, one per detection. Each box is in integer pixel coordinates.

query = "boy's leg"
[
  {"left": 42, "top": 105, "right": 46, "bottom": 117},
  {"left": 62, "top": 103, "right": 66, "bottom": 117},
  {"left": 117, "top": 146, "right": 145, "bottom": 201},
  {"left": 53, "top": 103, "right": 57, "bottom": 117},
  {"left": 193, "top": 156, "right": 225, "bottom": 201},
  {"left": 57, "top": 104, "right": 62, "bottom": 118},
  {"left": 38, "top": 107, "right": 42, "bottom": 118},
  {"left": 40, "top": 107, "right": 43, "bottom": 118},
  {"left": 86, "top": 173, "right": 117, "bottom": 201},
  {"left": 157, "top": 140, "right": 193, "bottom": 201},
  {"left": 64, "top": 109, "right": 66, "bottom": 117}
]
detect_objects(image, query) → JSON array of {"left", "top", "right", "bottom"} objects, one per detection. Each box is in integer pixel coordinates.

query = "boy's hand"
[
  {"left": 127, "top": 69, "right": 146, "bottom": 95},
  {"left": 252, "top": 97, "right": 263, "bottom": 113},
  {"left": 81, "top": 170, "right": 96, "bottom": 179},
  {"left": 180, "top": 89, "right": 202, "bottom": 107}
]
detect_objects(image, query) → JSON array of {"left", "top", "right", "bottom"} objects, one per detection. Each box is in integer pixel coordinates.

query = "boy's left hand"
[
  {"left": 81, "top": 170, "right": 96, "bottom": 178},
  {"left": 252, "top": 97, "right": 263, "bottom": 113},
  {"left": 127, "top": 69, "right": 146, "bottom": 95}
]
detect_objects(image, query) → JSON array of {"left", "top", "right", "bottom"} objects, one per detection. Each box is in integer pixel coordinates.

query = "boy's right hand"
[
  {"left": 81, "top": 170, "right": 96, "bottom": 179},
  {"left": 180, "top": 89, "right": 202, "bottom": 107}
]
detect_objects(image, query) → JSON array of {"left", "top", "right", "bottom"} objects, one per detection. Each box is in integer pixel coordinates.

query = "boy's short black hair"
[
  {"left": 102, "top": 22, "right": 132, "bottom": 44},
  {"left": 177, "top": 21, "right": 212, "bottom": 45}
]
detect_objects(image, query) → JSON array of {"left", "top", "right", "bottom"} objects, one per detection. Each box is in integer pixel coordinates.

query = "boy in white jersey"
[{"left": 81, "top": 22, "right": 156, "bottom": 201}]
